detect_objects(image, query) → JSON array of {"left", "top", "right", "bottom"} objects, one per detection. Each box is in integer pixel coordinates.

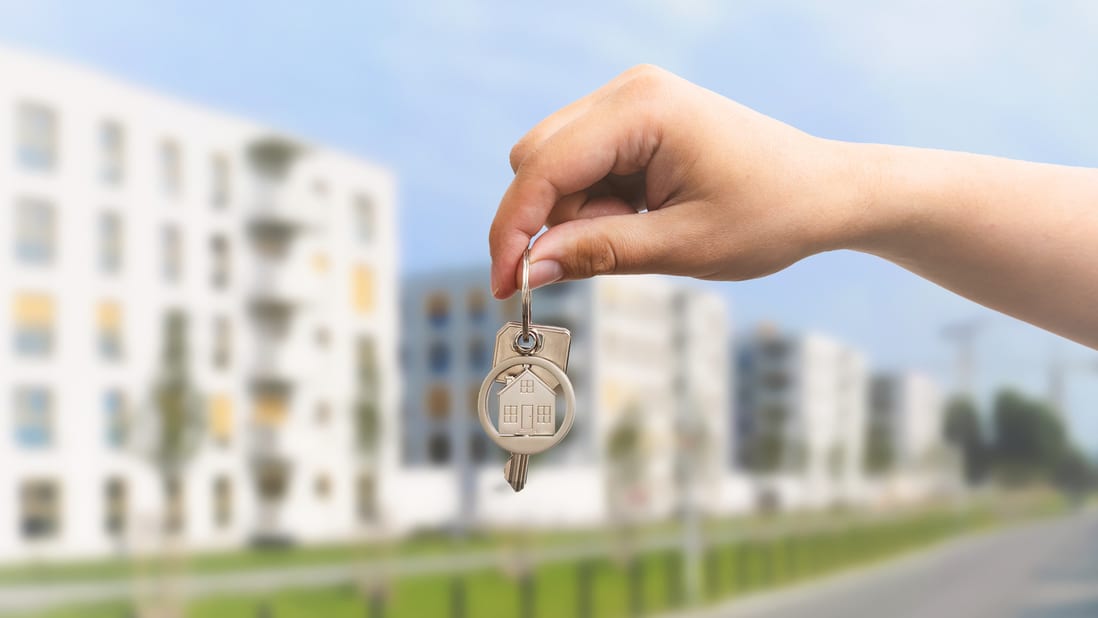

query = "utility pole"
[
  {"left": 941, "top": 318, "right": 985, "bottom": 397},
  {"left": 1046, "top": 351, "right": 1098, "bottom": 426}
]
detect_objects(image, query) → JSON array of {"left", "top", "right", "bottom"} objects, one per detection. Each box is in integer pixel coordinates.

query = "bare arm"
[{"left": 488, "top": 65, "right": 1098, "bottom": 349}]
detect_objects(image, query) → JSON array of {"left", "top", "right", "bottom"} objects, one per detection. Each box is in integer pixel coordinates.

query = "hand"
[{"left": 489, "top": 64, "right": 865, "bottom": 298}]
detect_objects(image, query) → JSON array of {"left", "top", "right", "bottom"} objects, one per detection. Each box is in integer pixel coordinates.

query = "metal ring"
[
  {"left": 521, "top": 249, "right": 532, "bottom": 338},
  {"left": 477, "top": 355, "right": 576, "bottom": 456}
]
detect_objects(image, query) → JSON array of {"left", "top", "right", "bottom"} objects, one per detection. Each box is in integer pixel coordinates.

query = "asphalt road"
[{"left": 682, "top": 509, "right": 1098, "bottom": 618}]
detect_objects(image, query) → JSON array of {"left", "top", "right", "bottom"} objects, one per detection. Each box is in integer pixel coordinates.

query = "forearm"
[{"left": 838, "top": 142, "right": 1098, "bottom": 347}]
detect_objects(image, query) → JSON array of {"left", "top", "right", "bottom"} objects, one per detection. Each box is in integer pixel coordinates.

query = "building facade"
[
  {"left": 869, "top": 373, "right": 948, "bottom": 474},
  {"left": 735, "top": 326, "right": 868, "bottom": 508},
  {"left": 0, "top": 49, "right": 398, "bottom": 561},
  {"left": 399, "top": 272, "right": 731, "bottom": 528}
]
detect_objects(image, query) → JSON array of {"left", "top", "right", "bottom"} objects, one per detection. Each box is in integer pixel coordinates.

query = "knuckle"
[
  {"left": 508, "top": 138, "right": 531, "bottom": 172},
  {"left": 569, "top": 232, "right": 619, "bottom": 278}
]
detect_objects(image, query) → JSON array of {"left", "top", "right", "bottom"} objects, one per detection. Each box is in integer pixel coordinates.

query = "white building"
[
  {"left": 398, "top": 271, "right": 734, "bottom": 530},
  {"left": 0, "top": 48, "right": 399, "bottom": 561},
  {"left": 735, "top": 326, "right": 868, "bottom": 509},
  {"left": 865, "top": 372, "right": 955, "bottom": 502},
  {"left": 868, "top": 372, "right": 943, "bottom": 472}
]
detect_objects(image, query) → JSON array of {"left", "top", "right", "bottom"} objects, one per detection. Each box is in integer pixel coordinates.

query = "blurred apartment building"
[
  {"left": 398, "top": 272, "right": 733, "bottom": 530},
  {"left": 0, "top": 49, "right": 398, "bottom": 561},
  {"left": 735, "top": 326, "right": 868, "bottom": 509},
  {"left": 866, "top": 372, "right": 957, "bottom": 501}
]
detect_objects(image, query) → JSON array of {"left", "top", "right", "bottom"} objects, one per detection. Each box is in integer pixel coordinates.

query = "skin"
[{"left": 489, "top": 65, "right": 1098, "bottom": 350}]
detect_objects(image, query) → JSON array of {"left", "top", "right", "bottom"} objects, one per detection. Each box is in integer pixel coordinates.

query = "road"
[{"left": 679, "top": 509, "right": 1098, "bottom": 618}]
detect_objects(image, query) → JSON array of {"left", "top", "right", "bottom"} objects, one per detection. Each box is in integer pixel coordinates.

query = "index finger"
[{"left": 489, "top": 91, "right": 661, "bottom": 298}]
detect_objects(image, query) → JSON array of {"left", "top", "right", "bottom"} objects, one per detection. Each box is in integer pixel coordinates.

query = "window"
[
  {"left": 16, "top": 103, "right": 57, "bottom": 171},
  {"left": 254, "top": 394, "right": 287, "bottom": 426},
  {"left": 20, "top": 480, "right": 60, "bottom": 539},
  {"left": 104, "top": 477, "right": 127, "bottom": 536},
  {"left": 468, "top": 338, "right": 489, "bottom": 369},
  {"left": 97, "top": 301, "right": 123, "bottom": 361},
  {"left": 426, "top": 384, "right": 450, "bottom": 420},
  {"left": 467, "top": 289, "right": 487, "bottom": 322},
  {"left": 536, "top": 405, "right": 551, "bottom": 424},
  {"left": 104, "top": 390, "right": 126, "bottom": 448},
  {"left": 164, "top": 477, "right": 185, "bottom": 534},
  {"left": 352, "top": 265, "right": 374, "bottom": 314},
  {"left": 314, "top": 474, "right": 331, "bottom": 500},
  {"left": 502, "top": 405, "right": 518, "bottom": 424},
  {"left": 209, "top": 394, "right": 233, "bottom": 444},
  {"left": 315, "top": 327, "right": 330, "bottom": 349},
  {"left": 162, "top": 225, "right": 182, "bottom": 282},
  {"left": 210, "top": 235, "right": 230, "bottom": 289},
  {"left": 160, "top": 140, "right": 182, "bottom": 196},
  {"left": 213, "top": 476, "right": 232, "bottom": 529},
  {"left": 519, "top": 379, "right": 534, "bottom": 394},
  {"left": 428, "top": 434, "right": 450, "bottom": 464},
  {"left": 470, "top": 434, "right": 488, "bottom": 463},
  {"left": 352, "top": 194, "right": 375, "bottom": 244},
  {"left": 210, "top": 154, "right": 230, "bottom": 207},
  {"left": 426, "top": 293, "right": 449, "bottom": 328},
  {"left": 356, "top": 473, "right": 377, "bottom": 523},
  {"left": 428, "top": 342, "right": 450, "bottom": 373},
  {"left": 14, "top": 387, "right": 52, "bottom": 448},
  {"left": 14, "top": 198, "right": 55, "bottom": 264},
  {"left": 99, "top": 212, "right": 123, "bottom": 273},
  {"left": 13, "top": 293, "right": 53, "bottom": 357},
  {"left": 212, "top": 316, "right": 231, "bottom": 369},
  {"left": 315, "top": 401, "right": 331, "bottom": 425},
  {"left": 100, "top": 121, "right": 124, "bottom": 185}
]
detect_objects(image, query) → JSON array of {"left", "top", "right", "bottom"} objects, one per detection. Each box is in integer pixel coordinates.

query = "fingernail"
[{"left": 528, "top": 260, "right": 564, "bottom": 289}]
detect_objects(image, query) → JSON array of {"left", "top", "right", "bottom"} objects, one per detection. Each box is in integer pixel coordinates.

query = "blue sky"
[{"left": 2, "top": 1, "right": 1097, "bottom": 448}]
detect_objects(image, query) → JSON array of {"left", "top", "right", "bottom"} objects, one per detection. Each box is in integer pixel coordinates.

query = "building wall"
[
  {"left": 0, "top": 48, "right": 397, "bottom": 562},
  {"left": 398, "top": 272, "right": 733, "bottom": 528}
]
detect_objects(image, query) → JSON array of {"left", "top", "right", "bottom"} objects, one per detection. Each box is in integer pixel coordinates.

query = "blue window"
[
  {"left": 14, "top": 387, "right": 52, "bottom": 448},
  {"left": 15, "top": 327, "right": 51, "bottom": 357},
  {"left": 104, "top": 390, "right": 125, "bottom": 448},
  {"left": 16, "top": 103, "right": 57, "bottom": 171},
  {"left": 426, "top": 293, "right": 449, "bottom": 328},
  {"left": 468, "top": 338, "right": 489, "bottom": 369},
  {"left": 428, "top": 342, "right": 450, "bottom": 374},
  {"left": 14, "top": 198, "right": 55, "bottom": 265}
]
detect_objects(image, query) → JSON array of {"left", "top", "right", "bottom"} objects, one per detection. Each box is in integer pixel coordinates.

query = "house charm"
[{"left": 498, "top": 369, "right": 556, "bottom": 436}]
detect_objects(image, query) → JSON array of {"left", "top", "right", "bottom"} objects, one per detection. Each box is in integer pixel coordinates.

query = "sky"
[{"left": 1, "top": 0, "right": 1096, "bottom": 448}]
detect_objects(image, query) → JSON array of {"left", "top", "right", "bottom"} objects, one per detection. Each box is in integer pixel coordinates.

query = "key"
[
  {"left": 503, "top": 453, "right": 529, "bottom": 492},
  {"left": 476, "top": 250, "right": 578, "bottom": 493}
]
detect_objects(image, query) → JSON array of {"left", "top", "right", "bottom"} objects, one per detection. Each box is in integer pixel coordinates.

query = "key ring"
[{"left": 514, "top": 249, "right": 539, "bottom": 354}]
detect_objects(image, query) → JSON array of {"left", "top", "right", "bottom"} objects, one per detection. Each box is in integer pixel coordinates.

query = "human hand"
[{"left": 489, "top": 64, "right": 868, "bottom": 298}]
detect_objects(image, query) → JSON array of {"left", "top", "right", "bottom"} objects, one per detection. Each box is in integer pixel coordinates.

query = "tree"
[
  {"left": 1054, "top": 447, "right": 1096, "bottom": 499},
  {"left": 864, "top": 421, "right": 895, "bottom": 475},
  {"left": 990, "top": 389, "right": 1066, "bottom": 485},
  {"left": 943, "top": 396, "right": 986, "bottom": 485}
]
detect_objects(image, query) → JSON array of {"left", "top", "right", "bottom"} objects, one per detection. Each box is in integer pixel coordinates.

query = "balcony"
[
  {"left": 250, "top": 340, "right": 309, "bottom": 385},
  {"left": 248, "top": 181, "right": 316, "bottom": 231},
  {"left": 248, "top": 255, "right": 317, "bottom": 305}
]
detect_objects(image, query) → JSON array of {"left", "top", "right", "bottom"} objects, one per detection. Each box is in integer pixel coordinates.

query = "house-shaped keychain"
[{"left": 498, "top": 368, "right": 555, "bottom": 436}]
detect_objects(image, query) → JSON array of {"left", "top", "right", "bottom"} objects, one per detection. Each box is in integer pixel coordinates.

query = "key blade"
[{"left": 503, "top": 453, "right": 529, "bottom": 492}]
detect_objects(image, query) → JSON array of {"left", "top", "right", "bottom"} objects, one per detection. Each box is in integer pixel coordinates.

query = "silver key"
[{"left": 477, "top": 250, "right": 576, "bottom": 493}]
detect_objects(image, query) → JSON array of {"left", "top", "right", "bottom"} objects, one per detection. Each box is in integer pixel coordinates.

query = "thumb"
[{"left": 524, "top": 209, "right": 688, "bottom": 288}]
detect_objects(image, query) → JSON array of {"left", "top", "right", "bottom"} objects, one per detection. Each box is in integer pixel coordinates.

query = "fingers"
[
  {"left": 508, "top": 65, "right": 662, "bottom": 172},
  {"left": 524, "top": 207, "right": 695, "bottom": 289},
  {"left": 489, "top": 81, "right": 666, "bottom": 298},
  {"left": 545, "top": 192, "right": 636, "bottom": 227}
]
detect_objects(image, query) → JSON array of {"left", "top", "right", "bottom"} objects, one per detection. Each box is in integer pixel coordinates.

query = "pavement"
[{"left": 673, "top": 509, "right": 1098, "bottom": 618}]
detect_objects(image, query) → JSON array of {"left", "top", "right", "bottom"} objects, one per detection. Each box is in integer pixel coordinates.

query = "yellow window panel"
[
  {"left": 254, "top": 395, "right": 287, "bottom": 426},
  {"left": 13, "top": 293, "right": 53, "bottom": 324},
  {"left": 312, "top": 252, "right": 329, "bottom": 274},
  {"left": 97, "top": 301, "right": 121, "bottom": 330},
  {"left": 353, "top": 265, "right": 375, "bottom": 314},
  {"left": 209, "top": 394, "right": 233, "bottom": 440}
]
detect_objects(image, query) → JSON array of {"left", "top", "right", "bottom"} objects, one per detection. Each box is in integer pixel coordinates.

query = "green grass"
[{"left": 4, "top": 494, "right": 1066, "bottom": 618}]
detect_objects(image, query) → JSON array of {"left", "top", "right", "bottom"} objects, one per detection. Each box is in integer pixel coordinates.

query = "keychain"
[{"left": 477, "top": 249, "right": 576, "bottom": 492}]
